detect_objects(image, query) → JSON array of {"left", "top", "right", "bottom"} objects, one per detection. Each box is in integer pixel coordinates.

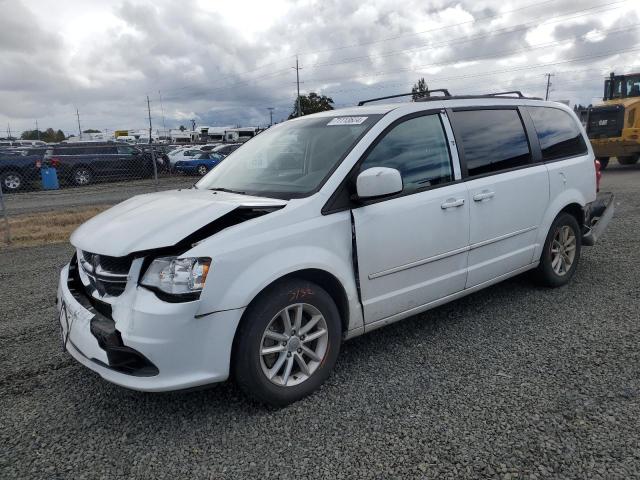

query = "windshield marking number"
[{"left": 327, "top": 117, "right": 368, "bottom": 126}]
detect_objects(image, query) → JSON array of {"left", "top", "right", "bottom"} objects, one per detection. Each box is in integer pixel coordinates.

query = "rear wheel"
[
  {"left": 1, "top": 170, "right": 23, "bottom": 192},
  {"left": 233, "top": 279, "right": 341, "bottom": 406},
  {"left": 617, "top": 155, "right": 639, "bottom": 165},
  {"left": 597, "top": 157, "right": 609, "bottom": 170},
  {"left": 71, "top": 167, "right": 92, "bottom": 186},
  {"left": 534, "top": 212, "right": 582, "bottom": 287}
]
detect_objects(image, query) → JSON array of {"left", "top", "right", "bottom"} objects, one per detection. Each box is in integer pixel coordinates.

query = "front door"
[{"left": 352, "top": 113, "right": 469, "bottom": 325}]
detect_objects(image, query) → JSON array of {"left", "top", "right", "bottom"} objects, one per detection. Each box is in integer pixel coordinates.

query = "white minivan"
[{"left": 57, "top": 92, "right": 614, "bottom": 405}]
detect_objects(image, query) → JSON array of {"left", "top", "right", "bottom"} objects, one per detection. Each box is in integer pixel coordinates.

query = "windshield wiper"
[{"left": 209, "top": 187, "right": 247, "bottom": 195}]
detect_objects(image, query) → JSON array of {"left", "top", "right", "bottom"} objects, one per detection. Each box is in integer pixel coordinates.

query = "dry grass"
[{"left": 0, "top": 205, "right": 110, "bottom": 249}]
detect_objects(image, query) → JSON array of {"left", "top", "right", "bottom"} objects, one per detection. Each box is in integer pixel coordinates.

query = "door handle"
[
  {"left": 441, "top": 198, "right": 465, "bottom": 209},
  {"left": 473, "top": 190, "right": 495, "bottom": 202}
]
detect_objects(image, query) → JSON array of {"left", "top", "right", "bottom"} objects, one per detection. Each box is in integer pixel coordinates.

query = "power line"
[
  {"left": 156, "top": 0, "right": 627, "bottom": 100},
  {"left": 297, "top": 0, "right": 563, "bottom": 56},
  {"left": 304, "top": 30, "right": 640, "bottom": 87},
  {"left": 304, "top": 1, "right": 632, "bottom": 70}
]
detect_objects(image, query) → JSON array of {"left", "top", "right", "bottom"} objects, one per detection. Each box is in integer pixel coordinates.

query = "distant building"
[{"left": 224, "top": 127, "right": 262, "bottom": 142}]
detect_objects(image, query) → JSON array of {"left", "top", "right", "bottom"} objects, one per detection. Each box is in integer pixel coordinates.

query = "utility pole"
[
  {"left": 76, "top": 108, "right": 83, "bottom": 140},
  {"left": 158, "top": 90, "right": 167, "bottom": 141},
  {"left": 147, "top": 96, "right": 159, "bottom": 189},
  {"left": 294, "top": 55, "right": 302, "bottom": 117},
  {"left": 7, "top": 123, "right": 12, "bottom": 140},
  {"left": 267, "top": 107, "right": 274, "bottom": 126},
  {"left": 545, "top": 73, "right": 554, "bottom": 101},
  {"left": 35, "top": 120, "right": 40, "bottom": 140}
]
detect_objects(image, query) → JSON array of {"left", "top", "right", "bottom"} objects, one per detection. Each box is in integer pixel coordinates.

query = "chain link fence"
[{"left": 0, "top": 141, "right": 241, "bottom": 249}]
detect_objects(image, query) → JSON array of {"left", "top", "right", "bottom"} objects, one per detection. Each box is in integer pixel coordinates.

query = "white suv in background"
[{"left": 57, "top": 92, "right": 613, "bottom": 406}]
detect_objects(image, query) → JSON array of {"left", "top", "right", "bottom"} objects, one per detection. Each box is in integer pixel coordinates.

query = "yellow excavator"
[{"left": 587, "top": 72, "right": 640, "bottom": 169}]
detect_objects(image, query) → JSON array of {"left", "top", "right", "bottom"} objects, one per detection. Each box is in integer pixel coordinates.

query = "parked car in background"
[
  {"left": 135, "top": 145, "right": 171, "bottom": 172},
  {"left": 199, "top": 143, "right": 223, "bottom": 152},
  {"left": 0, "top": 150, "right": 43, "bottom": 192},
  {"left": 44, "top": 143, "right": 154, "bottom": 186},
  {"left": 174, "top": 152, "right": 224, "bottom": 176},
  {"left": 211, "top": 143, "right": 242, "bottom": 156},
  {"left": 168, "top": 147, "right": 204, "bottom": 168}
]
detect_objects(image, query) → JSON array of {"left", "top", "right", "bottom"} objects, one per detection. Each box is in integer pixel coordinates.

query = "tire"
[
  {"left": 71, "top": 167, "right": 92, "bottom": 186},
  {"left": 597, "top": 157, "right": 609, "bottom": 170},
  {"left": 617, "top": 155, "right": 639, "bottom": 165},
  {"left": 533, "top": 212, "right": 582, "bottom": 287},
  {"left": 197, "top": 164, "right": 208, "bottom": 176},
  {"left": 233, "top": 278, "right": 342, "bottom": 406},
  {"left": 1, "top": 170, "right": 23, "bottom": 192}
]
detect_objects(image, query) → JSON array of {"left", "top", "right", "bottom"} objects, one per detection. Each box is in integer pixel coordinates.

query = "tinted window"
[
  {"left": 452, "top": 109, "right": 531, "bottom": 176},
  {"left": 528, "top": 107, "right": 587, "bottom": 160},
  {"left": 360, "top": 114, "right": 453, "bottom": 192},
  {"left": 117, "top": 145, "right": 136, "bottom": 154}
]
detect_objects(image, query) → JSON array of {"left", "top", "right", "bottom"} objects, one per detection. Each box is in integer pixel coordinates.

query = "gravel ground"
[{"left": 1, "top": 164, "right": 639, "bottom": 479}]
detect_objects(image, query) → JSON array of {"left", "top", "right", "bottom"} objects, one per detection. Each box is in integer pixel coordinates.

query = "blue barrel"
[{"left": 41, "top": 167, "right": 59, "bottom": 190}]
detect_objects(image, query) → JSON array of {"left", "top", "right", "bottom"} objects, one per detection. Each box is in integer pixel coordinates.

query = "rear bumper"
[{"left": 582, "top": 192, "right": 615, "bottom": 246}]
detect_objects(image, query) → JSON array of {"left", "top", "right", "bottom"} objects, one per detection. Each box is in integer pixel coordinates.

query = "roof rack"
[
  {"left": 357, "top": 89, "right": 451, "bottom": 106},
  {"left": 358, "top": 89, "right": 542, "bottom": 106},
  {"left": 486, "top": 91, "right": 525, "bottom": 98}
]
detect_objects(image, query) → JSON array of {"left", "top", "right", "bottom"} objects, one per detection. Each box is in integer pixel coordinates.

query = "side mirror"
[{"left": 356, "top": 167, "right": 403, "bottom": 199}]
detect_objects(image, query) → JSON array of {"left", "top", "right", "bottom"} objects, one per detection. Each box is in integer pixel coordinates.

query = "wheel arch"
[
  {"left": 559, "top": 202, "right": 585, "bottom": 228},
  {"left": 237, "top": 268, "right": 350, "bottom": 335}
]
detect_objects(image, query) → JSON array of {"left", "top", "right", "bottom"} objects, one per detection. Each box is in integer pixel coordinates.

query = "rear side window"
[
  {"left": 360, "top": 114, "right": 453, "bottom": 193},
  {"left": 452, "top": 109, "right": 531, "bottom": 176},
  {"left": 528, "top": 107, "right": 587, "bottom": 160}
]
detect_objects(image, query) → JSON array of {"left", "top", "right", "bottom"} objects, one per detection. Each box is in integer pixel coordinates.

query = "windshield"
[
  {"left": 626, "top": 76, "right": 640, "bottom": 97},
  {"left": 195, "top": 114, "right": 382, "bottom": 198}
]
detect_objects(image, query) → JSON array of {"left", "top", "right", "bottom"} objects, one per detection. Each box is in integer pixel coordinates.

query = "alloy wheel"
[
  {"left": 259, "top": 303, "right": 329, "bottom": 387},
  {"left": 198, "top": 165, "right": 208, "bottom": 176},
  {"left": 3, "top": 174, "right": 21, "bottom": 190},
  {"left": 74, "top": 169, "right": 90, "bottom": 185},
  {"left": 550, "top": 225, "right": 576, "bottom": 276}
]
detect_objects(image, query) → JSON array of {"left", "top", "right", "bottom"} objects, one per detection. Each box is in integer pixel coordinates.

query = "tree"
[
  {"left": 82, "top": 129, "right": 101, "bottom": 133},
  {"left": 288, "top": 92, "right": 334, "bottom": 119},
  {"left": 21, "top": 128, "right": 66, "bottom": 142},
  {"left": 179, "top": 125, "right": 186, "bottom": 131},
  {"left": 411, "top": 78, "right": 429, "bottom": 101}
]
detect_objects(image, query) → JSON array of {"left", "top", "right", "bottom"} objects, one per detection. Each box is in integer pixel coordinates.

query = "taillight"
[{"left": 594, "top": 159, "right": 602, "bottom": 192}]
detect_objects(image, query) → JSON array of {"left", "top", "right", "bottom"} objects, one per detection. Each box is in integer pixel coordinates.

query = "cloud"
[{"left": 0, "top": 0, "right": 639, "bottom": 135}]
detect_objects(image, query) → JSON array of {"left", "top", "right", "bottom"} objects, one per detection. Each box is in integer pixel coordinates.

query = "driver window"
[{"left": 360, "top": 114, "right": 453, "bottom": 193}]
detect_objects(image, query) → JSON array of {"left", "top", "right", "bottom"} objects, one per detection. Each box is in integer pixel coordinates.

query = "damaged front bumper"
[
  {"left": 583, "top": 192, "right": 615, "bottom": 246},
  {"left": 56, "top": 255, "right": 244, "bottom": 392}
]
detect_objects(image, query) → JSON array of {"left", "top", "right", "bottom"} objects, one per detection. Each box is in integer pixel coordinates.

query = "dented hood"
[{"left": 70, "top": 189, "right": 287, "bottom": 257}]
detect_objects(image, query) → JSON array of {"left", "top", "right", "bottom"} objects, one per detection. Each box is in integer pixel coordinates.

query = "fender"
[
  {"left": 533, "top": 187, "right": 589, "bottom": 261},
  {"left": 190, "top": 210, "right": 364, "bottom": 333}
]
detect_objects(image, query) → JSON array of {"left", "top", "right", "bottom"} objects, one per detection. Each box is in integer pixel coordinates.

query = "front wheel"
[
  {"left": 233, "top": 279, "right": 341, "bottom": 406},
  {"left": 534, "top": 212, "right": 582, "bottom": 287},
  {"left": 197, "top": 164, "right": 209, "bottom": 176}
]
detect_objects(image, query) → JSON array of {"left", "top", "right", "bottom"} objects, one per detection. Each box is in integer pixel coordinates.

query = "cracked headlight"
[{"left": 141, "top": 257, "right": 211, "bottom": 298}]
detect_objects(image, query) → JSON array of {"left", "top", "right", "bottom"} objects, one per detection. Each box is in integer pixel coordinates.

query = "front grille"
[
  {"left": 79, "top": 251, "right": 133, "bottom": 297},
  {"left": 587, "top": 105, "right": 625, "bottom": 139}
]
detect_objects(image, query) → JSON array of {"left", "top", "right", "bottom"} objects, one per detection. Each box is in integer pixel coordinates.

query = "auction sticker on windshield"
[{"left": 327, "top": 117, "right": 368, "bottom": 126}]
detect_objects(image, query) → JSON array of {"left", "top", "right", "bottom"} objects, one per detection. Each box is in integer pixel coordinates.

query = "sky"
[{"left": 1, "top": 0, "right": 639, "bottom": 137}]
